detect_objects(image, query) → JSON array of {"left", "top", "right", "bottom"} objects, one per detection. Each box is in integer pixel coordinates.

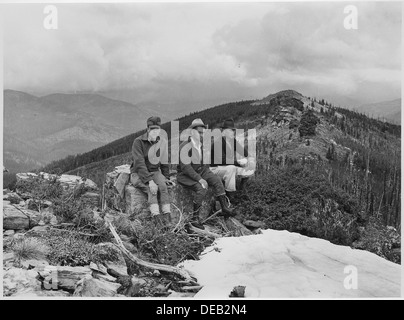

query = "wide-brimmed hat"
[
  {"left": 188, "top": 118, "right": 207, "bottom": 129},
  {"left": 221, "top": 118, "right": 236, "bottom": 130},
  {"left": 147, "top": 116, "right": 161, "bottom": 129}
]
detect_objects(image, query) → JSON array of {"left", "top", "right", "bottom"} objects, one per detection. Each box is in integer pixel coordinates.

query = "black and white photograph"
[{"left": 1, "top": 0, "right": 402, "bottom": 303}]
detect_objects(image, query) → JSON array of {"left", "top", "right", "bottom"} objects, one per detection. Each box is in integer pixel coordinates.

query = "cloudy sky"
[{"left": 2, "top": 1, "right": 402, "bottom": 108}]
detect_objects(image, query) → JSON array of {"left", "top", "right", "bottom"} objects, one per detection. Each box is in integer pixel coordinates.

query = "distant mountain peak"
[
  {"left": 268, "top": 89, "right": 303, "bottom": 98},
  {"left": 253, "top": 89, "right": 304, "bottom": 106}
]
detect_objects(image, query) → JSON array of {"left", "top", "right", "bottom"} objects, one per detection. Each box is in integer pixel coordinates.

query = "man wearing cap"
[
  {"left": 210, "top": 118, "right": 256, "bottom": 204},
  {"left": 131, "top": 116, "right": 172, "bottom": 227},
  {"left": 177, "top": 118, "right": 235, "bottom": 229}
]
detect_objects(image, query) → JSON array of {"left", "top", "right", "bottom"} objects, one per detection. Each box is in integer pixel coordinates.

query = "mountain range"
[
  {"left": 2, "top": 89, "right": 400, "bottom": 175},
  {"left": 3, "top": 90, "right": 166, "bottom": 172},
  {"left": 354, "top": 99, "right": 401, "bottom": 124}
]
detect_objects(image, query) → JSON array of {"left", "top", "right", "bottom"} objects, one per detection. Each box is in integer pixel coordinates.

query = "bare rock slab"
[{"left": 73, "top": 276, "right": 121, "bottom": 297}]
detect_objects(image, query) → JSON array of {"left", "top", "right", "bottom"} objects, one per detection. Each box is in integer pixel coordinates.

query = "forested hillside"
[{"left": 8, "top": 90, "right": 400, "bottom": 262}]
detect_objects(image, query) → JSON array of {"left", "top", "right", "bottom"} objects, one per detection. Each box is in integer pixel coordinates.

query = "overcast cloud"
[{"left": 2, "top": 2, "right": 401, "bottom": 106}]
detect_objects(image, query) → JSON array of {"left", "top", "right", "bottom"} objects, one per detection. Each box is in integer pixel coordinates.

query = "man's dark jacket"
[
  {"left": 131, "top": 132, "right": 170, "bottom": 184},
  {"left": 177, "top": 139, "right": 211, "bottom": 186},
  {"left": 210, "top": 136, "right": 249, "bottom": 167}
]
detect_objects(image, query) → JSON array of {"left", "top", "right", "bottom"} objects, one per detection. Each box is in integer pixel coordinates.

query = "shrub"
[
  {"left": 128, "top": 216, "right": 210, "bottom": 266},
  {"left": 12, "top": 237, "right": 50, "bottom": 262},
  {"left": 42, "top": 230, "right": 117, "bottom": 266},
  {"left": 353, "top": 218, "right": 401, "bottom": 264},
  {"left": 15, "top": 176, "right": 63, "bottom": 201},
  {"left": 237, "top": 164, "right": 360, "bottom": 245},
  {"left": 52, "top": 199, "right": 83, "bottom": 223}
]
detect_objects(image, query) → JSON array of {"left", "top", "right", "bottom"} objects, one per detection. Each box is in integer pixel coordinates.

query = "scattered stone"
[
  {"left": 153, "top": 270, "right": 161, "bottom": 277},
  {"left": 117, "top": 276, "right": 147, "bottom": 296},
  {"left": 56, "top": 266, "right": 92, "bottom": 291},
  {"left": 3, "top": 252, "right": 15, "bottom": 263},
  {"left": 92, "top": 210, "right": 104, "bottom": 223},
  {"left": 155, "top": 283, "right": 167, "bottom": 292},
  {"left": 13, "top": 232, "right": 25, "bottom": 241},
  {"left": 105, "top": 262, "right": 128, "bottom": 277},
  {"left": 39, "top": 172, "right": 59, "bottom": 181},
  {"left": 229, "top": 285, "right": 246, "bottom": 297},
  {"left": 243, "top": 220, "right": 266, "bottom": 229},
  {"left": 253, "top": 228, "right": 263, "bottom": 235},
  {"left": 84, "top": 179, "right": 98, "bottom": 190},
  {"left": 50, "top": 215, "right": 58, "bottom": 226},
  {"left": 26, "top": 225, "right": 50, "bottom": 236},
  {"left": 92, "top": 271, "right": 117, "bottom": 283},
  {"left": 4, "top": 230, "right": 15, "bottom": 237},
  {"left": 89, "top": 262, "right": 108, "bottom": 275},
  {"left": 73, "top": 275, "right": 121, "bottom": 297}
]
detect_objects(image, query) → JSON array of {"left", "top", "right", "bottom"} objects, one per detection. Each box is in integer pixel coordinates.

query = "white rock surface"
[
  {"left": 106, "top": 164, "right": 131, "bottom": 184},
  {"left": 3, "top": 268, "right": 42, "bottom": 296},
  {"left": 58, "top": 174, "right": 97, "bottom": 190},
  {"left": 16, "top": 173, "right": 38, "bottom": 182},
  {"left": 180, "top": 229, "right": 401, "bottom": 298}
]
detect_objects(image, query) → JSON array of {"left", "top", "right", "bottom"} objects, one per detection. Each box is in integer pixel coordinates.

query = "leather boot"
[
  {"left": 161, "top": 204, "right": 172, "bottom": 225},
  {"left": 189, "top": 202, "right": 205, "bottom": 229},
  {"left": 238, "top": 177, "right": 249, "bottom": 191},
  {"left": 217, "top": 194, "right": 236, "bottom": 218}
]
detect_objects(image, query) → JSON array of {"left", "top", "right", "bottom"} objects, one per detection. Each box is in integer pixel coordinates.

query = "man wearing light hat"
[
  {"left": 131, "top": 116, "right": 172, "bottom": 227},
  {"left": 177, "top": 118, "right": 235, "bottom": 229}
]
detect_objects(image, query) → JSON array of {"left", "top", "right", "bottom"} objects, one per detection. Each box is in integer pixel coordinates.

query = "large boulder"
[
  {"left": 3, "top": 204, "right": 41, "bottom": 230},
  {"left": 124, "top": 184, "right": 148, "bottom": 216},
  {"left": 73, "top": 275, "right": 121, "bottom": 297},
  {"left": 55, "top": 266, "right": 93, "bottom": 291},
  {"left": 3, "top": 204, "right": 29, "bottom": 230}
]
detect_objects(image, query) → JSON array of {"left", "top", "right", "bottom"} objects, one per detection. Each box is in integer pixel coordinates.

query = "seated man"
[
  {"left": 177, "top": 118, "right": 235, "bottom": 229},
  {"left": 210, "top": 118, "right": 256, "bottom": 203},
  {"left": 131, "top": 116, "right": 172, "bottom": 227}
]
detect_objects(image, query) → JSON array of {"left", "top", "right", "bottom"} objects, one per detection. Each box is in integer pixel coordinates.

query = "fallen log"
[
  {"left": 107, "top": 221, "right": 196, "bottom": 284},
  {"left": 187, "top": 225, "right": 221, "bottom": 239},
  {"left": 223, "top": 217, "right": 253, "bottom": 236}
]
